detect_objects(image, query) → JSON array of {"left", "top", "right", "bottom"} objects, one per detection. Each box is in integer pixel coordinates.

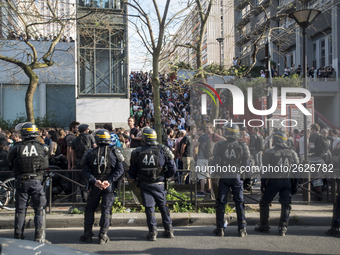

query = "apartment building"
[
  {"left": 0, "top": 0, "right": 129, "bottom": 128},
  {"left": 160, "top": 0, "right": 235, "bottom": 72},
  {"left": 0, "top": 0, "right": 76, "bottom": 39},
  {"left": 234, "top": 0, "right": 339, "bottom": 77},
  {"left": 235, "top": 0, "right": 340, "bottom": 127}
]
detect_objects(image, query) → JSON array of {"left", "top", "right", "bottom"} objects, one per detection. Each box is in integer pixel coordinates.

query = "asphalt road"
[{"left": 0, "top": 226, "right": 339, "bottom": 255}]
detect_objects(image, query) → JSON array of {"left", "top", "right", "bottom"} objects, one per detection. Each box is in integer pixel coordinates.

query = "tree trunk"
[
  {"left": 152, "top": 53, "right": 162, "bottom": 143},
  {"left": 24, "top": 67, "right": 39, "bottom": 123}
]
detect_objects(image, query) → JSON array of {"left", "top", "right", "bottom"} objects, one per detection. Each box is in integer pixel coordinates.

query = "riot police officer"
[
  {"left": 255, "top": 131, "right": 299, "bottom": 236},
  {"left": 129, "top": 128, "right": 176, "bottom": 241},
  {"left": 327, "top": 191, "right": 340, "bottom": 236},
  {"left": 212, "top": 123, "right": 249, "bottom": 237},
  {"left": 7, "top": 122, "right": 49, "bottom": 243},
  {"left": 80, "top": 129, "right": 124, "bottom": 244}
]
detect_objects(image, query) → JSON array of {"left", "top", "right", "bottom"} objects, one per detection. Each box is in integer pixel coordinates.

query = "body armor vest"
[
  {"left": 137, "top": 146, "right": 162, "bottom": 183},
  {"left": 15, "top": 141, "right": 45, "bottom": 174},
  {"left": 270, "top": 148, "right": 294, "bottom": 167},
  {"left": 221, "top": 140, "right": 243, "bottom": 167},
  {"left": 88, "top": 146, "right": 112, "bottom": 181}
]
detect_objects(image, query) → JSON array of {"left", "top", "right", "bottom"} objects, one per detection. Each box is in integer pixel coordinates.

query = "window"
[
  {"left": 328, "top": 36, "right": 332, "bottom": 66},
  {"left": 320, "top": 39, "right": 325, "bottom": 67},
  {"left": 78, "top": 27, "right": 127, "bottom": 96},
  {"left": 312, "top": 43, "right": 316, "bottom": 69}
]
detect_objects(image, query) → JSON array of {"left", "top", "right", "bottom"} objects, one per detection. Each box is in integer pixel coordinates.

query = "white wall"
[{"left": 76, "top": 98, "right": 130, "bottom": 130}]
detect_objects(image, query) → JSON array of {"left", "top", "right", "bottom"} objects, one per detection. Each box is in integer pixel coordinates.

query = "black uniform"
[
  {"left": 8, "top": 139, "right": 49, "bottom": 240},
  {"left": 81, "top": 145, "right": 124, "bottom": 241},
  {"left": 213, "top": 138, "right": 250, "bottom": 235},
  {"left": 71, "top": 132, "right": 95, "bottom": 201},
  {"left": 129, "top": 144, "right": 176, "bottom": 237},
  {"left": 257, "top": 143, "right": 299, "bottom": 235}
]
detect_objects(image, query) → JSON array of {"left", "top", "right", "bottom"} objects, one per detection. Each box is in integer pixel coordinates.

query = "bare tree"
[
  {"left": 0, "top": 0, "right": 79, "bottom": 122},
  {"left": 125, "top": 0, "right": 192, "bottom": 140}
]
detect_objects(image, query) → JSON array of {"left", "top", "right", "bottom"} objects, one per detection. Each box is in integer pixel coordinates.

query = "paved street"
[{"left": 0, "top": 226, "right": 339, "bottom": 255}]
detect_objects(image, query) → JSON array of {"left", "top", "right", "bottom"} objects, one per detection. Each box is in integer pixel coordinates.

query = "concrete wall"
[
  {"left": 0, "top": 40, "right": 76, "bottom": 127},
  {"left": 76, "top": 98, "right": 130, "bottom": 130}
]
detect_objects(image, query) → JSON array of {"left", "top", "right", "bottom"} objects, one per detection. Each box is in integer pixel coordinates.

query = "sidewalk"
[{"left": 0, "top": 202, "right": 333, "bottom": 230}]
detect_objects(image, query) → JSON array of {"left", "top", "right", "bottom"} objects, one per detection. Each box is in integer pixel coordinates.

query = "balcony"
[
  {"left": 237, "top": 10, "right": 252, "bottom": 28},
  {"left": 78, "top": 0, "right": 123, "bottom": 10},
  {"left": 235, "top": 0, "right": 249, "bottom": 11}
]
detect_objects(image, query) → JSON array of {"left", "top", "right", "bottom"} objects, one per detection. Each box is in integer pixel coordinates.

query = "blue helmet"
[
  {"left": 273, "top": 131, "right": 287, "bottom": 145},
  {"left": 142, "top": 128, "right": 158, "bottom": 146},
  {"left": 224, "top": 123, "right": 240, "bottom": 138},
  {"left": 94, "top": 129, "right": 111, "bottom": 145}
]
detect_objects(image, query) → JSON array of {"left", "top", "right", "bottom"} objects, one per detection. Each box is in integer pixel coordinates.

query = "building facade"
[
  {"left": 160, "top": 0, "right": 235, "bottom": 72},
  {"left": 234, "top": 0, "right": 340, "bottom": 127},
  {"left": 0, "top": 0, "right": 129, "bottom": 129},
  {"left": 76, "top": 0, "right": 129, "bottom": 129}
]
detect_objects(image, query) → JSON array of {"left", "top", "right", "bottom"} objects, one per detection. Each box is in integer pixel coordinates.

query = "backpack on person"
[
  {"left": 314, "top": 133, "right": 330, "bottom": 155},
  {"left": 73, "top": 134, "right": 92, "bottom": 161}
]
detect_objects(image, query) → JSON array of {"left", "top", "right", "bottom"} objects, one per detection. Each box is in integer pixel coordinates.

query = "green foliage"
[
  {"left": 166, "top": 187, "right": 190, "bottom": 201},
  {"left": 170, "top": 61, "right": 192, "bottom": 72},
  {"left": 0, "top": 113, "right": 59, "bottom": 130},
  {"left": 0, "top": 115, "right": 26, "bottom": 131},
  {"left": 172, "top": 201, "right": 195, "bottom": 213},
  {"left": 234, "top": 76, "right": 303, "bottom": 98},
  {"left": 111, "top": 201, "right": 127, "bottom": 213},
  {"left": 198, "top": 204, "right": 233, "bottom": 214},
  {"left": 203, "top": 63, "right": 228, "bottom": 76},
  {"left": 140, "top": 205, "right": 145, "bottom": 213},
  {"left": 69, "top": 207, "right": 84, "bottom": 214},
  {"left": 35, "top": 113, "right": 59, "bottom": 128}
]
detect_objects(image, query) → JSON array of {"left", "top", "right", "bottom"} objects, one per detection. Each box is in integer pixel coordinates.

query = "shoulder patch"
[
  {"left": 158, "top": 144, "right": 174, "bottom": 160},
  {"left": 113, "top": 148, "right": 125, "bottom": 162}
]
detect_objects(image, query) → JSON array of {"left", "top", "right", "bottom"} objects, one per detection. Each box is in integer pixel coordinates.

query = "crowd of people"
[
  {"left": 2, "top": 32, "right": 75, "bottom": 43},
  {"left": 282, "top": 64, "right": 336, "bottom": 78},
  {"left": 1, "top": 70, "right": 340, "bottom": 244}
]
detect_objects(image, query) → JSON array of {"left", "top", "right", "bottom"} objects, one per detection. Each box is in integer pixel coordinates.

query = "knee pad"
[{"left": 35, "top": 207, "right": 44, "bottom": 216}]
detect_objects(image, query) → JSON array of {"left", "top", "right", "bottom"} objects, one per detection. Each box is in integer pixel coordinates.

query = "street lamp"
[
  {"left": 216, "top": 37, "right": 224, "bottom": 70},
  {"left": 289, "top": 9, "right": 321, "bottom": 202}
]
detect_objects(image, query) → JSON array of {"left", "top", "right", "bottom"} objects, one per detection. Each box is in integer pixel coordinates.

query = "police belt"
[{"left": 17, "top": 174, "right": 41, "bottom": 181}]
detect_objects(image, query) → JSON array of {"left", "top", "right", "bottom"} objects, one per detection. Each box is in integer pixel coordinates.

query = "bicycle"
[{"left": 0, "top": 177, "right": 16, "bottom": 211}]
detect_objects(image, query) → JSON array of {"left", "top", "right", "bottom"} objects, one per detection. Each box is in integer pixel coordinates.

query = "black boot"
[
  {"left": 278, "top": 226, "right": 288, "bottom": 236},
  {"left": 213, "top": 228, "right": 224, "bottom": 237},
  {"left": 239, "top": 228, "right": 247, "bottom": 237},
  {"left": 326, "top": 227, "right": 340, "bottom": 236},
  {"left": 146, "top": 230, "right": 158, "bottom": 241},
  {"left": 35, "top": 228, "right": 51, "bottom": 244},
  {"left": 254, "top": 200, "right": 270, "bottom": 233},
  {"left": 278, "top": 205, "right": 291, "bottom": 236},
  {"left": 98, "top": 228, "right": 110, "bottom": 245},
  {"left": 80, "top": 226, "right": 93, "bottom": 243},
  {"left": 14, "top": 228, "right": 24, "bottom": 240},
  {"left": 163, "top": 229, "right": 175, "bottom": 238}
]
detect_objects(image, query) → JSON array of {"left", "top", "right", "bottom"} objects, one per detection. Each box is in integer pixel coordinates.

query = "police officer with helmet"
[
  {"left": 7, "top": 122, "right": 49, "bottom": 243},
  {"left": 129, "top": 128, "right": 176, "bottom": 241},
  {"left": 80, "top": 129, "right": 124, "bottom": 244},
  {"left": 212, "top": 123, "right": 249, "bottom": 237},
  {"left": 255, "top": 131, "right": 299, "bottom": 236}
]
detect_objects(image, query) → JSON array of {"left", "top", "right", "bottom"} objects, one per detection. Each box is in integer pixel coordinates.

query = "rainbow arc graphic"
[{"left": 198, "top": 82, "right": 223, "bottom": 107}]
